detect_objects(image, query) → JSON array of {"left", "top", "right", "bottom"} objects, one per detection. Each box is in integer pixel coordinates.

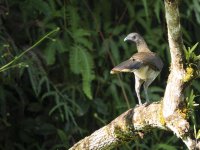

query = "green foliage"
[
  {"left": 184, "top": 42, "right": 200, "bottom": 64},
  {"left": 185, "top": 0, "right": 200, "bottom": 24},
  {"left": 70, "top": 49, "right": 93, "bottom": 99},
  {"left": 0, "top": 0, "right": 200, "bottom": 149},
  {"left": 186, "top": 90, "right": 199, "bottom": 140},
  {"left": 197, "top": 129, "right": 200, "bottom": 139},
  {"left": 154, "top": 144, "right": 177, "bottom": 150},
  {"left": 69, "top": 32, "right": 94, "bottom": 99},
  {"left": 52, "top": 3, "right": 95, "bottom": 99},
  {"left": 184, "top": 43, "right": 200, "bottom": 81}
]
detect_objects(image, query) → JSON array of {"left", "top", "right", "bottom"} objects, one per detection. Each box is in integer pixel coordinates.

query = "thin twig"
[{"left": 0, "top": 27, "right": 60, "bottom": 72}]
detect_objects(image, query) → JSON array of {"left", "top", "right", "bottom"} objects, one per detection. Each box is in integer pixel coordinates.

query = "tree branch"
[
  {"left": 162, "top": 1, "right": 199, "bottom": 149},
  {"left": 70, "top": 102, "right": 167, "bottom": 150},
  {"left": 163, "top": 0, "right": 185, "bottom": 118},
  {"left": 69, "top": 0, "right": 200, "bottom": 149}
]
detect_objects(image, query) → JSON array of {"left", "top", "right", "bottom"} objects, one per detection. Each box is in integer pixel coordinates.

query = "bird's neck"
[{"left": 136, "top": 40, "right": 151, "bottom": 52}]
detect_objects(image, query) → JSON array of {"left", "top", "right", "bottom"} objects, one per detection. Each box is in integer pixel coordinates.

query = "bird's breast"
[{"left": 133, "top": 66, "right": 159, "bottom": 80}]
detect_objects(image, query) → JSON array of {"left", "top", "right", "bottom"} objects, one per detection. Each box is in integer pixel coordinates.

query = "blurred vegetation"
[{"left": 0, "top": 0, "right": 200, "bottom": 149}]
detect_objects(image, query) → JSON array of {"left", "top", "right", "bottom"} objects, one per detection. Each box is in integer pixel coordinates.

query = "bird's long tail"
[{"left": 110, "top": 59, "right": 142, "bottom": 74}]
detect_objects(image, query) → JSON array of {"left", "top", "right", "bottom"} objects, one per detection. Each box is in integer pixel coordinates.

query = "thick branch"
[
  {"left": 70, "top": 102, "right": 199, "bottom": 150},
  {"left": 162, "top": 1, "right": 199, "bottom": 149},
  {"left": 163, "top": 0, "right": 185, "bottom": 118},
  {"left": 70, "top": 102, "right": 166, "bottom": 150}
]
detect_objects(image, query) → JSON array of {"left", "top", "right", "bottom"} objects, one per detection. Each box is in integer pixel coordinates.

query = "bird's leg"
[
  {"left": 143, "top": 82, "right": 150, "bottom": 103},
  {"left": 135, "top": 76, "right": 144, "bottom": 105},
  {"left": 143, "top": 72, "right": 160, "bottom": 103}
]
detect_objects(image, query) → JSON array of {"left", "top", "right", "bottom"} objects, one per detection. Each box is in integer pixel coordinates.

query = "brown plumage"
[{"left": 110, "top": 33, "right": 163, "bottom": 105}]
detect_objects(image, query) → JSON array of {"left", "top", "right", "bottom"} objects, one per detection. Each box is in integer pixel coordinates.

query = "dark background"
[{"left": 0, "top": 0, "right": 200, "bottom": 149}]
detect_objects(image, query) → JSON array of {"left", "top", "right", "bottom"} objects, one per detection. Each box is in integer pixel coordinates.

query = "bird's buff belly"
[{"left": 133, "top": 66, "right": 159, "bottom": 80}]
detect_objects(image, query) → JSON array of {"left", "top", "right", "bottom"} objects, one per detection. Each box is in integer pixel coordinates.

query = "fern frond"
[
  {"left": 72, "top": 29, "right": 93, "bottom": 50},
  {"left": 26, "top": 52, "right": 47, "bottom": 97},
  {"left": 69, "top": 46, "right": 94, "bottom": 99},
  {"left": 66, "top": 5, "right": 80, "bottom": 31},
  {"left": 79, "top": 47, "right": 94, "bottom": 99},
  {"left": 76, "top": 37, "right": 93, "bottom": 50},
  {"left": 73, "top": 29, "right": 90, "bottom": 38},
  {"left": 69, "top": 46, "right": 81, "bottom": 74},
  {"left": 44, "top": 42, "right": 57, "bottom": 65}
]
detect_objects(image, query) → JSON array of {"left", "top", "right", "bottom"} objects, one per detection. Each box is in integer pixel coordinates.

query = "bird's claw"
[{"left": 143, "top": 101, "right": 150, "bottom": 106}]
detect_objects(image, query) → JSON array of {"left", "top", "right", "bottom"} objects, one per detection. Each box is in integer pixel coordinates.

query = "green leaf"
[
  {"left": 110, "top": 39, "right": 120, "bottom": 63},
  {"left": 183, "top": 45, "right": 189, "bottom": 61},
  {"left": 32, "top": 0, "right": 52, "bottom": 16},
  {"left": 125, "top": 1, "right": 135, "bottom": 18},
  {"left": 44, "top": 39, "right": 67, "bottom": 65},
  {"left": 73, "top": 29, "right": 90, "bottom": 38},
  {"left": 37, "top": 76, "right": 50, "bottom": 97},
  {"left": 44, "top": 42, "right": 57, "bottom": 65},
  {"left": 188, "top": 90, "right": 195, "bottom": 108},
  {"left": 155, "top": 144, "right": 177, "bottom": 150},
  {"left": 111, "top": 25, "right": 126, "bottom": 36},
  {"left": 71, "top": 29, "right": 93, "bottom": 50},
  {"left": 69, "top": 46, "right": 81, "bottom": 74},
  {"left": 67, "top": 5, "right": 80, "bottom": 31},
  {"left": 79, "top": 47, "right": 94, "bottom": 99},
  {"left": 49, "top": 102, "right": 66, "bottom": 116},
  {"left": 184, "top": 43, "right": 199, "bottom": 63},
  {"left": 190, "top": 42, "right": 199, "bottom": 53},
  {"left": 56, "top": 39, "right": 68, "bottom": 53},
  {"left": 76, "top": 37, "right": 93, "bottom": 50},
  {"left": 154, "top": 0, "right": 162, "bottom": 22},
  {"left": 197, "top": 130, "right": 200, "bottom": 139},
  {"left": 69, "top": 46, "right": 94, "bottom": 99},
  {"left": 57, "top": 129, "right": 68, "bottom": 143},
  {"left": 28, "top": 65, "right": 40, "bottom": 96},
  {"left": 193, "top": 0, "right": 200, "bottom": 11},
  {"left": 21, "top": 0, "right": 52, "bottom": 17},
  {"left": 142, "top": 0, "right": 149, "bottom": 18}
]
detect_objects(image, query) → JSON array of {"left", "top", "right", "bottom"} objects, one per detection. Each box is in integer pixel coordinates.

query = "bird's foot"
[
  {"left": 135, "top": 103, "right": 142, "bottom": 107},
  {"left": 143, "top": 101, "right": 150, "bottom": 106}
]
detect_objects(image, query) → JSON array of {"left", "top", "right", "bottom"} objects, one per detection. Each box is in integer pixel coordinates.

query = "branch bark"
[
  {"left": 163, "top": 0, "right": 185, "bottom": 118},
  {"left": 70, "top": 0, "right": 200, "bottom": 149},
  {"left": 70, "top": 103, "right": 166, "bottom": 150}
]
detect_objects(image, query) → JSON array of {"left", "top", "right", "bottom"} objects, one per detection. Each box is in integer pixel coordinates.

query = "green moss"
[{"left": 114, "top": 125, "right": 135, "bottom": 141}]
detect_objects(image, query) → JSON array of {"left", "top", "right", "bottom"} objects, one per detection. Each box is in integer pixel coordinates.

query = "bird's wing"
[
  {"left": 131, "top": 52, "right": 163, "bottom": 71},
  {"left": 110, "top": 59, "right": 143, "bottom": 74}
]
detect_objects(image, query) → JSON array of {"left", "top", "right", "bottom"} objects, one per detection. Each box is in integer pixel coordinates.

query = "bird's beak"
[
  {"left": 124, "top": 36, "right": 130, "bottom": 42},
  {"left": 124, "top": 37, "right": 128, "bottom": 41}
]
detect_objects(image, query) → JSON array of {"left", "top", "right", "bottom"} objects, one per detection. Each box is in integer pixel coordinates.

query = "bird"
[{"left": 110, "top": 33, "right": 163, "bottom": 105}]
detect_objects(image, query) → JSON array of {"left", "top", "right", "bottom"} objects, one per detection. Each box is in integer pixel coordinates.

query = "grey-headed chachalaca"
[{"left": 110, "top": 33, "right": 163, "bottom": 105}]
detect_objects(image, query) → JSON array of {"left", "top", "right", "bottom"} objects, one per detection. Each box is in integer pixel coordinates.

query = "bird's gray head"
[{"left": 124, "top": 33, "right": 143, "bottom": 44}]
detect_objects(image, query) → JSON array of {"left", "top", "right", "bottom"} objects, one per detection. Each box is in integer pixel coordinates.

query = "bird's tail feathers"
[{"left": 110, "top": 59, "right": 142, "bottom": 74}]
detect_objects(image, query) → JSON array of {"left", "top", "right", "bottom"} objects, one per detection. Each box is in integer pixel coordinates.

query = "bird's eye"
[{"left": 133, "top": 35, "right": 136, "bottom": 39}]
